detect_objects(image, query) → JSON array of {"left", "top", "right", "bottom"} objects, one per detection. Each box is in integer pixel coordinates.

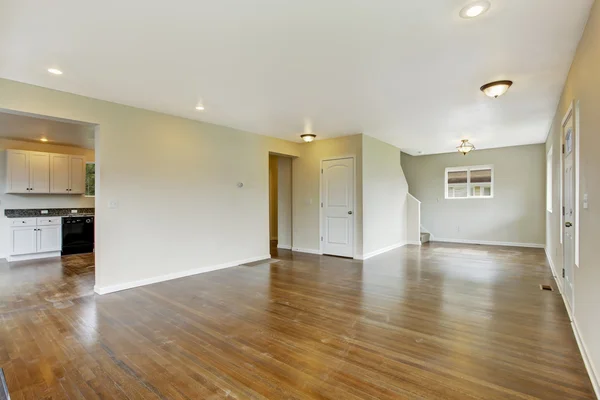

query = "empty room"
[{"left": 0, "top": 0, "right": 599, "bottom": 399}]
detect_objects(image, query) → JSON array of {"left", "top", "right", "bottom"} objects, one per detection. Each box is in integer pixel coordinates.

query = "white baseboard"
[
  {"left": 545, "top": 250, "right": 600, "bottom": 398},
  {"left": 94, "top": 254, "right": 271, "bottom": 295},
  {"left": 433, "top": 238, "right": 544, "bottom": 249},
  {"left": 291, "top": 247, "right": 321, "bottom": 255},
  {"left": 277, "top": 244, "right": 292, "bottom": 250},
  {"left": 356, "top": 242, "right": 405, "bottom": 260},
  {"left": 7, "top": 251, "right": 61, "bottom": 262},
  {"left": 407, "top": 241, "right": 422, "bottom": 246}
]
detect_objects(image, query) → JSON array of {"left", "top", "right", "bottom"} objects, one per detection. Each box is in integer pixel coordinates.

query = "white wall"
[
  {"left": 277, "top": 156, "right": 292, "bottom": 249},
  {"left": 361, "top": 135, "right": 408, "bottom": 257},
  {"left": 401, "top": 144, "right": 546, "bottom": 247},
  {"left": 546, "top": 0, "right": 600, "bottom": 393},
  {"left": 0, "top": 77, "right": 301, "bottom": 292},
  {"left": 406, "top": 194, "right": 421, "bottom": 245},
  {"left": 0, "top": 138, "right": 95, "bottom": 258}
]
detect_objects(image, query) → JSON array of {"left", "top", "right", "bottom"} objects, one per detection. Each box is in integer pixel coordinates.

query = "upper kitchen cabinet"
[
  {"left": 6, "top": 150, "right": 50, "bottom": 193},
  {"left": 6, "top": 150, "right": 85, "bottom": 194},
  {"left": 50, "top": 154, "right": 85, "bottom": 194}
]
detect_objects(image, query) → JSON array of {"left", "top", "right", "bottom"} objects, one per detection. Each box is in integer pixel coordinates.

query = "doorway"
[
  {"left": 320, "top": 157, "right": 355, "bottom": 258},
  {"left": 268, "top": 153, "right": 293, "bottom": 255},
  {"left": 562, "top": 107, "right": 576, "bottom": 314}
]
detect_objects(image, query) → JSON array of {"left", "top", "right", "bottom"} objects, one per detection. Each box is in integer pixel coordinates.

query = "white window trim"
[
  {"left": 444, "top": 165, "right": 494, "bottom": 200},
  {"left": 85, "top": 161, "right": 95, "bottom": 198}
]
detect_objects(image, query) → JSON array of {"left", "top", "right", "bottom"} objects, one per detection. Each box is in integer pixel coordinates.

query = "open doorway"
[
  {"left": 0, "top": 109, "right": 97, "bottom": 300},
  {"left": 268, "top": 153, "right": 293, "bottom": 256}
]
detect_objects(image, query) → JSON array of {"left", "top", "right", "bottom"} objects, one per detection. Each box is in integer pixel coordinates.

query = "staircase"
[{"left": 420, "top": 232, "right": 430, "bottom": 244}]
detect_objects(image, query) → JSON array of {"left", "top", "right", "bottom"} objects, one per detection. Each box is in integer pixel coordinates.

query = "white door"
[
  {"left": 321, "top": 158, "right": 354, "bottom": 257},
  {"left": 10, "top": 227, "right": 38, "bottom": 255},
  {"left": 49, "top": 153, "right": 70, "bottom": 193},
  {"left": 69, "top": 155, "right": 86, "bottom": 194},
  {"left": 563, "top": 122, "right": 575, "bottom": 312},
  {"left": 6, "top": 150, "right": 30, "bottom": 193},
  {"left": 37, "top": 226, "right": 62, "bottom": 253},
  {"left": 29, "top": 152, "right": 50, "bottom": 193}
]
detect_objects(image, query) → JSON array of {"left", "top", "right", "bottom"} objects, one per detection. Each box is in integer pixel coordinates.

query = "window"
[
  {"left": 445, "top": 165, "right": 493, "bottom": 199},
  {"left": 85, "top": 162, "right": 95, "bottom": 197},
  {"left": 546, "top": 147, "right": 552, "bottom": 212}
]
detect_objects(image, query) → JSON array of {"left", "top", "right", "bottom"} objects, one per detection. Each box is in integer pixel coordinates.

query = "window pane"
[
  {"left": 85, "top": 163, "right": 95, "bottom": 196},
  {"left": 447, "top": 170, "right": 468, "bottom": 198},
  {"left": 448, "top": 170, "right": 467, "bottom": 184},
  {"left": 470, "top": 169, "right": 492, "bottom": 183}
]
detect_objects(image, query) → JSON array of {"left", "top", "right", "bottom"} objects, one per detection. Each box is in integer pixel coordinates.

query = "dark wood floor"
[{"left": 0, "top": 244, "right": 595, "bottom": 399}]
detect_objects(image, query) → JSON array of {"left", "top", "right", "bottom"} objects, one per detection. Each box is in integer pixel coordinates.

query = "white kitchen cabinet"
[
  {"left": 6, "top": 150, "right": 31, "bottom": 193},
  {"left": 8, "top": 217, "right": 62, "bottom": 261},
  {"left": 6, "top": 150, "right": 86, "bottom": 195},
  {"left": 10, "top": 226, "right": 38, "bottom": 255},
  {"left": 49, "top": 153, "right": 70, "bottom": 193},
  {"left": 69, "top": 155, "right": 85, "bottom": 194},
  {"left": 37, "top": 225, "right": 62, "bottom": 253},
  {"left": 29, "top": 152, "right": 50, "bottom": 193}
]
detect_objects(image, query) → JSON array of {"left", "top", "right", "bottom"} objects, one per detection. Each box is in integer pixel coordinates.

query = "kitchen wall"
[
  {"left": 362, "top": 135, "right": 408, "bottom": 258},
  {"left": 0, "top": 138, "right": 95, "bottom": 258},
  {"left": 546, "top": 0, "right": 600, "bottom": 392},
  {"left": 277, "top": 156, "right": 292, "bottom": 249},
  {"left": 401, "top": 144, "right": 545, "bottom": 246}
]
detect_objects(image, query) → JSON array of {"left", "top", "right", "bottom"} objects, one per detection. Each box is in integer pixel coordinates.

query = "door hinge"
[
  {"left": 321, "top": 202, "right": 323, "bottom": 207},
  {"left": 562, "top": 144, "right": 565, "bottom": 154},
  {"left": 562, "top": 206, "right": 565, "bottom": 216},
  {"left": 321, "top": 236, "right": 323, "bottom": 241},
  {"left": 321, "top": 168, "right": 323, "bottom": 174},
  {"left": 562, "top": 268, "right": 565, "bottom": 278}
]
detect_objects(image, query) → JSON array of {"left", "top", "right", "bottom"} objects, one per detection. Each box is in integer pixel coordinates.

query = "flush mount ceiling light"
[
  {"left": 47, "top": 68, "right": 63, "bottom": 75},
  {"left": 40, "top": 137, "right": 48, "bottom": 142},
  {"left": 195, "top": 104, "right": 205, "bottom": 111},
  {"left": 480, "top": 80, "right": 513, "bottom": 98},
  {"left": 459, "top": 0, "right": 491, "bottom": 18},
  {"left": 301, "top": 134, "right": 316, "bottom": 143},
  {"left": 457, "top": 139, "right": 475, "bottom": 155}
]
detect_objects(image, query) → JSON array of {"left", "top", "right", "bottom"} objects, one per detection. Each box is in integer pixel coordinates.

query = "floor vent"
[{"left": 540, "top": 284, "right": 553, "bottom": 291}]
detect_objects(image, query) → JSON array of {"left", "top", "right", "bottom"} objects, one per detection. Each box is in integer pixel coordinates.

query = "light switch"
[
  {"left": 108, "top": 200, "right": 119, "bottom": 209},
  {"left": 71, "top": 210, "right": 78, "bottom": 214},
  {"left": 583, "top": 193, "right": 589, "bottom": 209},
  {"left": 41, "top": 210, "right": 48, "bottom": 214}
]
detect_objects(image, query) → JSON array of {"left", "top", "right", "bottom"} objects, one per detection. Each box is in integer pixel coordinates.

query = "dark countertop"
[{"left": 4, "top": 208, "right": 95, "bottom": 218}]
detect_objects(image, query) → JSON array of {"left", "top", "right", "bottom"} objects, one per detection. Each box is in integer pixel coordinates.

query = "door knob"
[
  {"left": 565, "top": 222, "right": 573, "bottom": 228},
  {"left": 348, "top": 211, "right": 353, "bottom": 215}
]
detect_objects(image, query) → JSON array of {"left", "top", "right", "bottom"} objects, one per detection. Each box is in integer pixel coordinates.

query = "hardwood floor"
[{"left": 0, "top": 244, "right": 595, "bottom": 399}]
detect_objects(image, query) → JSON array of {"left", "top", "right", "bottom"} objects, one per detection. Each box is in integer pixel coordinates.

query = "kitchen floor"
[{"left": 0, "top": 245, "right": 595, "bottom": 399}]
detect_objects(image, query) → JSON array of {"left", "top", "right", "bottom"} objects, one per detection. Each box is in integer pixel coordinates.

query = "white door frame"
[
  {"left": 559, "top": 100, "right": 580, "bottom": 316},
  {"left": 319, "top": 155, "right": 357, "bottom": 258}
]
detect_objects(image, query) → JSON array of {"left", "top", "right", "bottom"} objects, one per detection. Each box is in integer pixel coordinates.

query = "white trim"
[
  {"left": 356, "top": 242, "right": 405, "bottom": 260},
  {"left": 407, "top": 193, "right": 421, "bottom": 204},
  {"left": 407, "top": 241, "right": 422, "bottom": 246},
  {"left": 574, "top": 100, "right": 581, "bottom": 268},
  {"left": 7, "top": 251, "right": 61, "bottom": 262},
  {"left": 291, "top": 247, "right": 322, "bottom": 255},
  {"left": 545, "top": 250, "right": 600, "bottom": 399},
  {"left": 277, "top": 244, "right": 292, "bottom": 250},
  {"left": 94, "top": 254, "right": 270, "bottom": 295},
  {"left": 319, "top": 155, "right": 357, "bottom": 258},
  {"left": 432, "top": 238, "right": 544, "bottom": 248}
]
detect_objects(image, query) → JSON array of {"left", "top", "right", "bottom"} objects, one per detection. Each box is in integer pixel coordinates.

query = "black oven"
[{"left": 62, "top": 216, "right": 94, "bottom": 255}]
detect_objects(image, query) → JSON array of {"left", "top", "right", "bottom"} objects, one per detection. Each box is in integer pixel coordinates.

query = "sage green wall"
[{"left": 401, "top": 144, "right": 545, "bottom": 246}]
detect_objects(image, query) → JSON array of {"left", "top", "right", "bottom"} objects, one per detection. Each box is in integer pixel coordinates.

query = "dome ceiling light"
[
  {"left": 301, "top": 134, "right": 316, "bottom": 143},
  {"left": 480, "top": 80, "right": 513, "bottom": 98},
  {"left": 457, "top": 139, "right": 475, "bottom": 155},
  {"left": 301, "top": 118, "right": 316, "bottom": 142},
  {"left": 459, "top": 1, "right": 491, "bottom": 19}
]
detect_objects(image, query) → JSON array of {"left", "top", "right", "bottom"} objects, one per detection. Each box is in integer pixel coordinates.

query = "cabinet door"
[
  {"left": 69, "top": 156, "right": 85, "bottom": 194},
  {"left": 49, "top": 153, "right": 70, "bottom": 194},
  {"left": 6, "top": 150, "right": 30, "bottom": 193},
  {"left": 10, "top": 227, "right": 37, "bottom": 255},
  {"left": 37, "top": 225, "right": 62, "bottom": 253},
  {"left": 29, "top": 152, "right": 50, "bottom": 193}
]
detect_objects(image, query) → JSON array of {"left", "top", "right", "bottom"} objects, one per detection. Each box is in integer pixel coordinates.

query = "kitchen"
[{"left": 0, "top": 110, "right": 96, "bottom": 262}]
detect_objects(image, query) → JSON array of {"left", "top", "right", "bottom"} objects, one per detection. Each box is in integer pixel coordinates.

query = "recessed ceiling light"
[
  {"left": 47, "top": 68, "right": 63, "bottom": 75},
  {"left": 480, "top": 80, "right": 513, "bottom": 98},
  {"left": 459, "top": 1, "right": 491, "bottom": 18},
  {"left": 40, "top": 137, "right": 48, "bottom": 142},
  {"left": 195, "top": 104, "right": 205, "bottom": 111}
]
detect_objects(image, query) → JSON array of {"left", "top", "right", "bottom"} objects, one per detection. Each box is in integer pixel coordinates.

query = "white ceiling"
[
  {"left": 0, "top": 0, "right": 593, "bottom": 155},
  {"left": 0, "top": 111, "right": 95, "bottom": 149}
]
